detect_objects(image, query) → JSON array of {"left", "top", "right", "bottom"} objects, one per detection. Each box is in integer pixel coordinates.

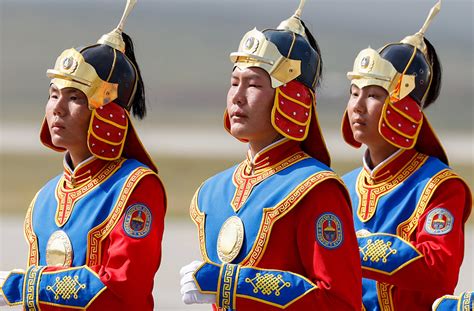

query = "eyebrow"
[{"left": 231, "top": 74, "right": 262, "bottom": 80}]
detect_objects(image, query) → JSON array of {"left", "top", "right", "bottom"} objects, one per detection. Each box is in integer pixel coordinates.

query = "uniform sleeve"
[
  {"left": 1, "top": 174, "right": 166, "bottom": 310},
  {"left": 361, "top": 178, "right": 471, "bottom": 295},
  {"left": 191, "top": 179, "right": 362, "bottom": 310},
  {"left": 291, "top": 179, "right": 362, "bottom": 310}
]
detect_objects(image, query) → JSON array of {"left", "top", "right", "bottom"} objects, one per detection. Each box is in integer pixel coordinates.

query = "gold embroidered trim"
[
  {"left": 242, "top": 171, "right": 338, "bottom": 266},
  {"left": 190, "top": 187, "right": 209, "bottom": 262},
  {"left": 231, "top": 152, "right": 309, "bottom": 212},
  {"left": 25, "top": 193, "right": 39, "bottom": 266},
  {"left": 360, "top": 239, "right": 397, "bottom": 263},
  {"left": 397, "top": 169, "right": 458, "bottom": 239},
  {"left": 46, "top": 275, "right": 86, "bottom": 300},
  {"left": 377, "top": 282, "right": 395, "bottom": 311},
  {"left": 55, "top": 159, "right": 124, "bottom": 227},
  {"left": 356, "top": 153, "right": 427, "bottom": 222},
  {"left": 220, "top": 264, "right": 237, "bottom": 309},
  {"left": 86, "top": 167, "right": 154, "bottom": 266},
  {"left": 245, "top": 273, "right": 291, "bottom": 296}
]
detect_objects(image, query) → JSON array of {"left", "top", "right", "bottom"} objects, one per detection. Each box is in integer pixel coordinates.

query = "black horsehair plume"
[
  {"left": 301, "top": 20, "right": 323, "bottom": 87},
  {"left": 122, "top": 32, "right": 146, "bottom": 119},
  {"left": 422, "top": 37, "right": 442, "bottom": 109}
]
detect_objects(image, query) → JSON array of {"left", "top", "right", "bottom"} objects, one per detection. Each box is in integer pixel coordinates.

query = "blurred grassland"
[{"left": 1, "top": 153, "right": 472, "bottom": 225}]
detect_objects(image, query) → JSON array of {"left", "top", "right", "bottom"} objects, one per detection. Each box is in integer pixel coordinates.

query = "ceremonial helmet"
[
  {"left": 40, "top": 0, "right": 157, "bottom": 172},
  {"left": 342, "top": 0, "right": 448, "bottom": 164},
  {"left": 224, "top": 0, "right": 331, "bottom": 166}
]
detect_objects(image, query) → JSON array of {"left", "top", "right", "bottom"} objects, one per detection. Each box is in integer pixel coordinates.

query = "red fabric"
[
  {"left": 88, "top": 103, "right": 128, "bottom": 160},
  {"left": 37, "top": 164, "right": 166, "bottom": 311},
  {"left": 214, "top": 140, "right": 361, "bottom": 310},
  {"left": 379, "top": 97, "right": 423, "bottom": 149},
  {"left": 234, "top": 180, "right": 362, "bottom": 310},
  {"left": 360, "top": 150, "right": 472, "bottom": 310},
  {"left": 272, "top": 81, "right": 312, "bottom": 141}
]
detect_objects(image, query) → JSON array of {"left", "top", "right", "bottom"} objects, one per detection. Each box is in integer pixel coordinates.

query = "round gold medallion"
[
  {"left": 46, "top": 230, "right": 73, "bottom": 267},
  {"left": 217, "top": 216, "right": 245, "bottom": 263}
]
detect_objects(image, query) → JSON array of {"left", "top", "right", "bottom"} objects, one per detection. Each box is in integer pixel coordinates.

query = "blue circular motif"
[
  {"left": 316, "top": 213, "right": 343, "bottom": 249},
  {"left": 123, "top": 204, "right": 153, "bottom": 238},
  {"left": 424, "top": 208, "right": 453, "bottom": 235}
]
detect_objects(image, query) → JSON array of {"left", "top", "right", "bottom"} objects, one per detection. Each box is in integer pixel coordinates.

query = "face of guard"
[
  {"left": 226, "top": 67, "right": 279, "bottom": 146},
  {"left": 347, "top": 84, "right": 393, "bottom": 150},
  {"left": 46, "top": 85, "right": 91, "bottom": 156}
]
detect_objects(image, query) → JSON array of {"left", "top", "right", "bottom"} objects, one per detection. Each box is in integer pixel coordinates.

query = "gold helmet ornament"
[
  {"left": 225, "top": 0, "right": 331, "bottom": 166},
  {"left": 342, "top": 0, "right": 448, "bottom": 164},
  {"left": 41, "top": 0, "right": 158, "bottom": 172}
]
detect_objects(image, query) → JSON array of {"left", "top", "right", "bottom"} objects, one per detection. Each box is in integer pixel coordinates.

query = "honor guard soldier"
[
  {"left": 340, "top": 1, "right": 472, "bottom": 310},
  {"left": 0, "top": 1, "right": 166, "bottom": 310},
  {"left": 179, "top": 1, "right": 362, "bottom": 310}
]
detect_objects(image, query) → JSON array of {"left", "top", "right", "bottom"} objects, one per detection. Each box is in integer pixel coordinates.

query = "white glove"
[
  {"left": 0, "top": 270, "right": 10, "bottom": 306},
  {"left": 179, "top": 260, "right": 216, "bottom": 305}
]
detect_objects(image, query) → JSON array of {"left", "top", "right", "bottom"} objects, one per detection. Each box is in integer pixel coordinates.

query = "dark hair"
[
  {"left": 123, "top": 32, "right": 146, "bottom": 119},
  {"left": 301, "top": 20, "right": 323, "bottom": 87},
  {"left": 423, "top": 37, "right": 442, "bottom": 109}
]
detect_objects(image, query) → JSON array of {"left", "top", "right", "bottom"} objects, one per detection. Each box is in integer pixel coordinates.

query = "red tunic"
[
  {"left": 26, "top": 156, "right": 166, "bottom": 311},
  {"left": 193, "top": 139, "right": 362, "bottom": 310}
]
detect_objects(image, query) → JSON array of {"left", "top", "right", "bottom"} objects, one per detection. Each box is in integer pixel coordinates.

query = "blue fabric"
[
  {"left": 38, "top": 267, "right": 106, "bottom": 308},
  {"left": 358, "top": 233, "right": 422, "bottom": 274},
  {"left": 194, "top": 263, "right": 317, "bottom": 308},
  {"left": 194, "top": 263, "right": 220, "bottom": 293},
  {"left": 361, "top": 278, "right": 380, "bottom": 311},
  {"left": 344, "top": 156, "right": 449, "bottom": 235},
  {"left": 32, "top": 159, "right": 148, "bottom": 266},
  {"left": 197, "top": 157, "right": 331, "bottom": 264},
  {"left": 1, "top": 271, "right": 24, "bottom": 304},
  {"left": 237, "top": 266, "right": 316, "bottom": 308}
]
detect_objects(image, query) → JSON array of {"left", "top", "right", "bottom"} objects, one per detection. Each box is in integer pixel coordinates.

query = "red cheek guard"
[
  {"left": 271, "top": 80, "right": 313, "bottom": 141},
  {"left": 87, "top": 102, "right": 128, "bottom": 160},
  {"left": 379, "top": 96, "right": 423, "bottom": 149}
]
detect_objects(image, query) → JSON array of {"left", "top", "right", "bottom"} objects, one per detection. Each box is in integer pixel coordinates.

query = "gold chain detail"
[
  {"left": 360, "top": 239, "right": 397, "bottom": 263},
  {"left": 245, "top": 273, "right": 291, "bottom": 296},
  {"left": 46, "top": 275, "right": 86, "bottom": 300}
]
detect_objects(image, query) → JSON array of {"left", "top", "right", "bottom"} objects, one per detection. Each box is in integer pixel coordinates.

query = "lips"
[
  {"left": 51, "top": 121, "right": 65, "bottom": 130},
  {"left": 351, "top": 117, "right": 366, "bottom": 127},
  {"left": 230, "top": 110, "right": 247, "bottom": 120}
]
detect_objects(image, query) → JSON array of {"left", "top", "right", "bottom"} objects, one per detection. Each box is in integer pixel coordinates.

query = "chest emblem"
[
  {"left": 46, "top": 230, "right": 73, "bottom": 267},
  {"left": 424, "top": 208, "right": 454, "bottom": 235},
  {"left": 217, "top": 216, "right": 245, "bottom": 263},
  {"left": 316, "top": 213, "right": 343, "bottom": 249}
]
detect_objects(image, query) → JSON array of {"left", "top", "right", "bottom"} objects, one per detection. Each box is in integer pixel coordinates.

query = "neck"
[
  {"left": 248, "top": 134, "right": 284, "bottom": 158},
  {"left": 367, "top": 144, "right": 399, "bottom": 168},
  {"left": 68, "top": 149, "right": 93, "bottom": 170}
]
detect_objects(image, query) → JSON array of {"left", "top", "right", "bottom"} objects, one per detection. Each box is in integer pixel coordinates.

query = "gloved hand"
[
  {"left": 0, "top": 270, "right": 10, "bottom": 306},
  {"left": 179, "top": 260, "right": 216, "bottom": 305}
]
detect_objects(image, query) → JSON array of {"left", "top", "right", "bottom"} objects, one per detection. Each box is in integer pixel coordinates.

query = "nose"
[
  {"left": 351, "top": 95, "right": 365, "bottom": 114},
  {"left": 52, "top": 94, "right": 68, "bottom": 117},
  {"left": 230, "top": 84, "right": 246, "bottom": 107}
]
